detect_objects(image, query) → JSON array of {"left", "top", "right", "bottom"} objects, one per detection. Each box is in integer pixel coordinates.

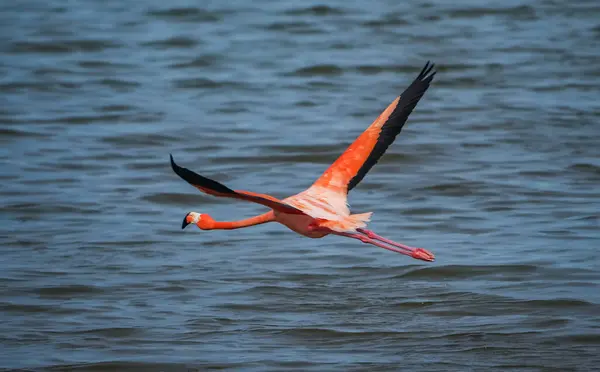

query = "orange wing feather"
[{"left": 312, "top": 62, "right": 436, "bottom": 194}]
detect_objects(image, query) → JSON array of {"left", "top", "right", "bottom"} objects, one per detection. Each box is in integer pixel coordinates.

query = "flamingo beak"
[{"left": 181, "top": 213, "right": 192, "bottom": 229}]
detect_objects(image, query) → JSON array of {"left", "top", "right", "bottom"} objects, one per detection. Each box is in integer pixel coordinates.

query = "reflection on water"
[{"left": 1, "top": 0, "right": 599, "bottom": 370}]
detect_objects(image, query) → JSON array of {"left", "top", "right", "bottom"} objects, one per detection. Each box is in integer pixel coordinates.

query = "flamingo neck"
[{"left": 201, "top": 211, "right": 274, "bottom": 230}]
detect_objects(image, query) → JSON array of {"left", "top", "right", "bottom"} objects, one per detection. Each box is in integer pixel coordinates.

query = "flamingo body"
[
  {"left": 171, "top": 62, "right": 437, "bottom": 262},
  {"left": 272, "top": 211, "right": 328, "bottom": 238}
]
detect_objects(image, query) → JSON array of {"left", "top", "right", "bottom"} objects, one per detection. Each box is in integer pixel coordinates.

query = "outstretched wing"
[
  {"left": 170, "top": 155, "right": 305, "bottom": 215},
  {"left": 311, "top": 61, "right": 436, "bottom": 195}
]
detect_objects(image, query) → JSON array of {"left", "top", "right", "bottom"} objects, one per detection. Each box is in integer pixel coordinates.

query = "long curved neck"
[{"left": 205, "top": 211, "right": 274, "bottom": 230}]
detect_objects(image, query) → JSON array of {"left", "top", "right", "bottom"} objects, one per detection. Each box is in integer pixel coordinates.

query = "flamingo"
[{"left": 171, "top": 62, "right": 437, "bottom": 262}]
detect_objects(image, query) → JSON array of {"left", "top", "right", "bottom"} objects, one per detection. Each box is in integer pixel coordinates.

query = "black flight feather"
[
  {"left": 170, "top": 154, "right": 236, "bottom": 195},
  {"left": 346, "top": 61, "right": 436, "bottom": 192}
]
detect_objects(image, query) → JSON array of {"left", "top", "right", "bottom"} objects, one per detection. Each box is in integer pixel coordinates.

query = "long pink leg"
[
  {"left": 334, "top": 231, "right": 435, "bottom": 262},
  {"left": 356, "top": 228, "right": 435, "bottom": 262}
]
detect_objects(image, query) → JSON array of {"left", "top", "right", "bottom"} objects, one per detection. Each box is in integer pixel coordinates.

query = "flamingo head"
[{"left": 181, "top": 212, "right": 214, "bottom": 230}]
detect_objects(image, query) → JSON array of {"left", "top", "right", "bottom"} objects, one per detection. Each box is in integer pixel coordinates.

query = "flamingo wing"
[
  {"left": 312, "top": 61, "right": 436, "bottom": 195},
  {"left": 170, "top": 155, "right": 305, "bottom": 215}
]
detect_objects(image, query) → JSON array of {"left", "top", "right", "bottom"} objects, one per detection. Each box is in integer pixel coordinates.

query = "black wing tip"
[
  {"left": 169, "top": 153, "right": 236, "bottom": 195},
  {"left": 418, "top": 61, "right": 436, "bottom": 81},
  {"left": 170, "top": 153, "right": 184, "bottom": 176},
  {"left": 169, "top": 153, "right": 190, "bottom": 181},
  {"left": 169, "top": 153, "right": 177, "bottom": 170}
]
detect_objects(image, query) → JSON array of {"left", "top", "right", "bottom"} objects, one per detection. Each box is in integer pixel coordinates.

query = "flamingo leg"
[
  {"left": 356, "top": 228, "right": 435, "bottom": 261},
  {"left": 335, "top": 230, "right": 435, "bottom": 262}
]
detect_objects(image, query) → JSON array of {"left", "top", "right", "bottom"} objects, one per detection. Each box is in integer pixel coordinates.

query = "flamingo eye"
[{"left": 190, "top": 213, "right": 202, "bottom": 224}]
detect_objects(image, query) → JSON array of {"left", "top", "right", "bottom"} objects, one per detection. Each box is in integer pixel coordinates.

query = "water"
[{"left": 1, "top": 0, "right": 600, "bottom": 370}]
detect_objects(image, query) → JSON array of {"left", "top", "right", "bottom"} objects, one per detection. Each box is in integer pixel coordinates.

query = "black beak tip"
[{"left": 181, "top": 213, "right": 191, "bottom": 230}]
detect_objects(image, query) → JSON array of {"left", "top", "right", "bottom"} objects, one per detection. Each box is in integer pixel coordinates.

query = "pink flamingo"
[{"left": 171, "top": 62, "right": 436, "bottom": 261}]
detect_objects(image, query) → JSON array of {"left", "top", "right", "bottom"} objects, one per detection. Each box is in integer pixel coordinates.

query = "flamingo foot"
[{"left": 411, "top": 248, "right": 435, "bottom": 262}]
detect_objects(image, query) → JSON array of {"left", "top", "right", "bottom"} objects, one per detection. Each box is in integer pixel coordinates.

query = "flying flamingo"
[{"left": 171, "top": 62, "right": 436, "bottom": 262}]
